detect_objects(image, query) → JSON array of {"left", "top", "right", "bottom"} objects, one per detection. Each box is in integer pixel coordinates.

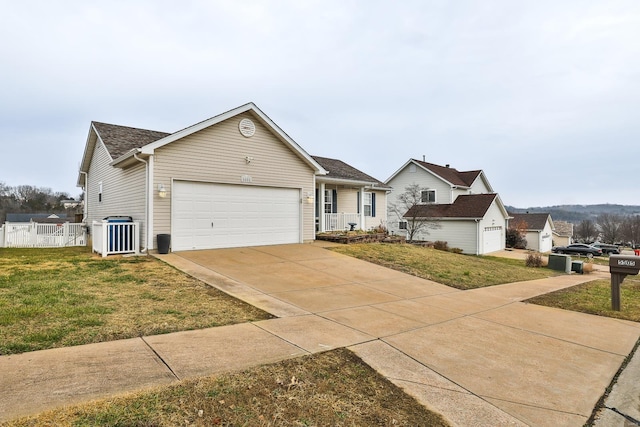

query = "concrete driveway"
[
  {"left": 3, "top": 243, "right": 636, "bottom": 425},
  {"left": 163, "top": 243, "right": 640, "bottom": 427}
]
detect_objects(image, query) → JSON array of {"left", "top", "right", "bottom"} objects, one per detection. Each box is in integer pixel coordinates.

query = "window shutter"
[
  {"left": 315, "top": 188, "right": 319, "bottom": 217},
  {"left": 357, "top": 191, "right": 360, "bottom": 214},
  {"left": 372, "top": 193, "right": 376, "bottom": 217},
  {"left": 332, "top": 189, "right": 337, "bottom": 213}
]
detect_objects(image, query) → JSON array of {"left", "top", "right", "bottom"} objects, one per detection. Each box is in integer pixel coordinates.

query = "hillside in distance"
[{"left": 505, "top": 204, "right": 640, "bottom": 223}]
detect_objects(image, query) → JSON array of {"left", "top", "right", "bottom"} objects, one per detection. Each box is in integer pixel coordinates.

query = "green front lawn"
[{"left": 0, "top": 247, "right": 271, "bottom": 355}]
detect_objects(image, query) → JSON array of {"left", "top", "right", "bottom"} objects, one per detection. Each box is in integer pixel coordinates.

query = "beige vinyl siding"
[
  {"left": 153, "top": 112, "right": 316, "bottom": 244},
  {"left": 364, "top": 190, "right": 387, "bottom": 230},
  {"left": 86, "top": 139, "right": 147, "bottom": 246},
  {"left": 323, "top": 186, "right": 387, "bottom": 231}
]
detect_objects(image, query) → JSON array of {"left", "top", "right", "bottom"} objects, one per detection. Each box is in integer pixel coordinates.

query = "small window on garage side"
[
  {"left": 421, "top": 189, "right": 435, "bottom": 204},
  {"left": 399, "top": 220, "right": 408, "bottom": 229},
  {"left": 98, "top": 182, "right": 103, "bottom": 203}
]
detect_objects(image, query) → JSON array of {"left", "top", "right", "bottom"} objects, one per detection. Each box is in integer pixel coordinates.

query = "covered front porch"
[{"left": 311, "top": 155, "right": 391, "bottom": 234}]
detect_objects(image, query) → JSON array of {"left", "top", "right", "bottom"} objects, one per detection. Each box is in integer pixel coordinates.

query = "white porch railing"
[
  {"left": 322, "top": 213, "right": 360, "bottom": 231},
  {"left": 1, "top": 222, "right": 86, "bottom": 248},
  {"left": 92, "top": 220, "right": 140, "bottom": 257}
]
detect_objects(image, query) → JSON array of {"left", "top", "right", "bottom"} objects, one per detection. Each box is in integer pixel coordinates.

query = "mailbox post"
[{"left": 609, "top": 255, "right": 640, "bottom": 310}]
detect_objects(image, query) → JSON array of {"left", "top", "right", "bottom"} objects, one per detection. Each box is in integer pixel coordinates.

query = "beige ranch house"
[{"left": 77, "top": 103, "right": 387, "bottom": 252}]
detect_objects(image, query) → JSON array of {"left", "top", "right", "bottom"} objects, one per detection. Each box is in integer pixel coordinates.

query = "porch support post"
[
  {"left": 319, "top": 182, "right": 325, "bottom": 232},
  {"left": 360, "top": 186, "right": 366, "bottom": 230}
]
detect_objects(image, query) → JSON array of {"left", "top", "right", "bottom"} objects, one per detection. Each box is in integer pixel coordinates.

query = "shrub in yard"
[
  {"left": 451, "top": 247, "right": 463, "bottom": 254},
  {"left": 525, "top": 252, "right": 543, "bottom": 268},
  {"left": 433, "top": 241, "right": 449, "bottom": 251},
  {"left": 506, "top": 227, "right": 527, "bottom": 249},
  {"left": 583, "top": 260, "right": 594, "bottom": 274}
]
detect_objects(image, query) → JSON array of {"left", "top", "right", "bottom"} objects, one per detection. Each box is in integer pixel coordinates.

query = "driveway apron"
[{"left": 172, "top": 244, "right": 640, "bottom": 427}]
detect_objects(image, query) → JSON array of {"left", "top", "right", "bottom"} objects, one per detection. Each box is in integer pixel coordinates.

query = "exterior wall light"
[
  {"left": 306, "top": 192, "right": 314, "bottom": 204},
  {"left": 158, "top": 184, "right": 167, "bottom": 198}
]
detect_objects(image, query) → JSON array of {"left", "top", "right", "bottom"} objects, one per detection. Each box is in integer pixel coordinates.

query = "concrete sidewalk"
[{"left": 1, "top": 244, "right": 639, "bottom": 426}]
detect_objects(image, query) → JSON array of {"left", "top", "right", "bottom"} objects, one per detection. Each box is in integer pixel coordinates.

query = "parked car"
[
  {"left": 551, "top": 243, "right": 603, "bottom": 257},
  {"left": 590, "top": 242, "right": 620, "bottom": 255}
]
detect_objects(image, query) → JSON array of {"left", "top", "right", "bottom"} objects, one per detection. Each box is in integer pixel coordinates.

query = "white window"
[
  {"left": 421, "top": 189, "right": 435, "bottom": 204},
  {"left": 399, "top": 220, "right": 408, "bottom": 230},
  {"left": 324, "top": 189, "right": 333, "bottom": 214},
  {"left": 364, "top": 192, "right": 372, "bottom": 216}
]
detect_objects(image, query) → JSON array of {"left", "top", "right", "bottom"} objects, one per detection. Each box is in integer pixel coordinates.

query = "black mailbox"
[
  {"left": 609, "top": 255, "right": 640, "bottom": 275},
  {"left": 609, "top": 254, "right": 640, "bottom": 311}
]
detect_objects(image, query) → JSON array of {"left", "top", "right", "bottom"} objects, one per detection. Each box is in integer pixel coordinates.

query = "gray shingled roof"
[
  {"left": 404, "top": 193, "right": 498, "bottom": 219},
  {"left": 553, "top": 220, "right": 574, "bottom": 237},
  {"left": 414, "top": 159, "right": 482, "bottom": 187},
  {"left": 92, "top": 122, "right": 171, "bottom": 159},
  {"left": 312, "top": 156, "right": 390, "bottom": 188},
  {"left": 508, "top": 213, "right": 552, "bottom": 231}
]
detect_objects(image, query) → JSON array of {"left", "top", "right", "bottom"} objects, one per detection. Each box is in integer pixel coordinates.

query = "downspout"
[
  {"left": 475, "top": 218, "right": 480, "bottom": 255},
  {"left": 79, "top": 171, "right": 88, "bottom": 223},
  {"left": 133, "top": 152, "right": 149, "bottom": 253}
]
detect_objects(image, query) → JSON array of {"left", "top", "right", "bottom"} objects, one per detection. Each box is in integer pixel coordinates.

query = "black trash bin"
[{"left": 157, "top": 234, "right": 171, "bottom": 254}]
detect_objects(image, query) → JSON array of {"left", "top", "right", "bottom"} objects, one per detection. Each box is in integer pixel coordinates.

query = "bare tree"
[
  {"left": 389, "top": 183, "right": 440, "bottom": 242},
  {"left": 597, "top": 213, "right": 623, "bottom": 243},
  {"left": 621, "top": 215, "right": 640, "bottom": 247},
  {"left": 575, "top": 219, "right": 597, "bottom": 243},
  {"left": 0, "top": 183, "right": 72, "bottom": 223}
]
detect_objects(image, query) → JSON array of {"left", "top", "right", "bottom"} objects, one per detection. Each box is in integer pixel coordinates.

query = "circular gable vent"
[{"left": 239, "top": 118, "right": 256, "bottom": 137}]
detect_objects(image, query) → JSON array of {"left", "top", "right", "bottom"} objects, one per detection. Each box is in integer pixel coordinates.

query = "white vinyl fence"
[
  {"left": 0, "top": 222, "right": 87, "bottom": 248},
  {"left": 92, "top": 220, "right": 140, "bottom": 257}
]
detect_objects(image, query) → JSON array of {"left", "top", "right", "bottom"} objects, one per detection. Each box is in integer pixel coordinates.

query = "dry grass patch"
[
  {"left": 526, "top": 277, "right": 640, "bottom": 322},
  {"left": 331, "top": 243, "right": 558, "bottom": 290},
  {"left": 5, "top": 348, "right": 449, "bottom": 427},
  {"left": 0, "top": 247, "right": 272, "bottom": 355}
]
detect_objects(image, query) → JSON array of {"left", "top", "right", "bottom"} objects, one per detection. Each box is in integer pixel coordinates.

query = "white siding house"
[
  {"left": 509, "top": 213, "right": 555, "bottom": 253},
  {"left": 386, "top": 159, "right": 510, "bottom": 255}
]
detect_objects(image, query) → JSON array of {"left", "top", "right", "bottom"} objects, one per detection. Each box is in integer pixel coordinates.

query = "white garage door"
[
  {"left": 483, "top": 226, "right": 503, "bottom": 254},
  {"left": 173, "top": 181, "right": 301, "bottom": 251}
]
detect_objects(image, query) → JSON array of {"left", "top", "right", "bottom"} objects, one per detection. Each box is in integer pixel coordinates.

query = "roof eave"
[
  {"left": 317, "top": 176, "right": 391, "bottom": 189},
  {"left": 110, "top": 149, "right": 150, "bottom": 168}
]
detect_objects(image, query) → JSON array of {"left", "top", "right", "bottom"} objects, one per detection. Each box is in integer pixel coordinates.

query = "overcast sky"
[{"left": 2, "top": 1, "right": 639, "bottom": 208}]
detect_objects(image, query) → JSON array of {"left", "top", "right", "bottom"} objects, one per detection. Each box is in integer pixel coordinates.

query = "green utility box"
[
  {"left": 548, "top": 253, "right": 571, "bottom": 273},
  {"left": 571, "top": 260, "right": 584, "bottom": 274}
]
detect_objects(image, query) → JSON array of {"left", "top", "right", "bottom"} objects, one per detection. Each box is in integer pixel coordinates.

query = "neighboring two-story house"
[{"left": 385, "top": 159, "right": 510, "bottom": 255}]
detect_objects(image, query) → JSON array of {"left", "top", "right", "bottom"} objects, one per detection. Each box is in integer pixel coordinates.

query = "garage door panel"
[
  {"left": 173, "top": 182, "right": 300, "bottom": 251},
  {"left": 483, "top": 227, "right": 503, "bottom": 254}
]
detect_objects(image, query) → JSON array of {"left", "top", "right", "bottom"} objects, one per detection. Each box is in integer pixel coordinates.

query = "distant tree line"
[
  {"left": 574, "top": 213, "right": 640, "bottom": 246},
  {"left": 0, "top": 182, "right": 78, "bottom": 223},
  {"left": 506, "top": 204, "right": 640, "bottom": 223}
]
